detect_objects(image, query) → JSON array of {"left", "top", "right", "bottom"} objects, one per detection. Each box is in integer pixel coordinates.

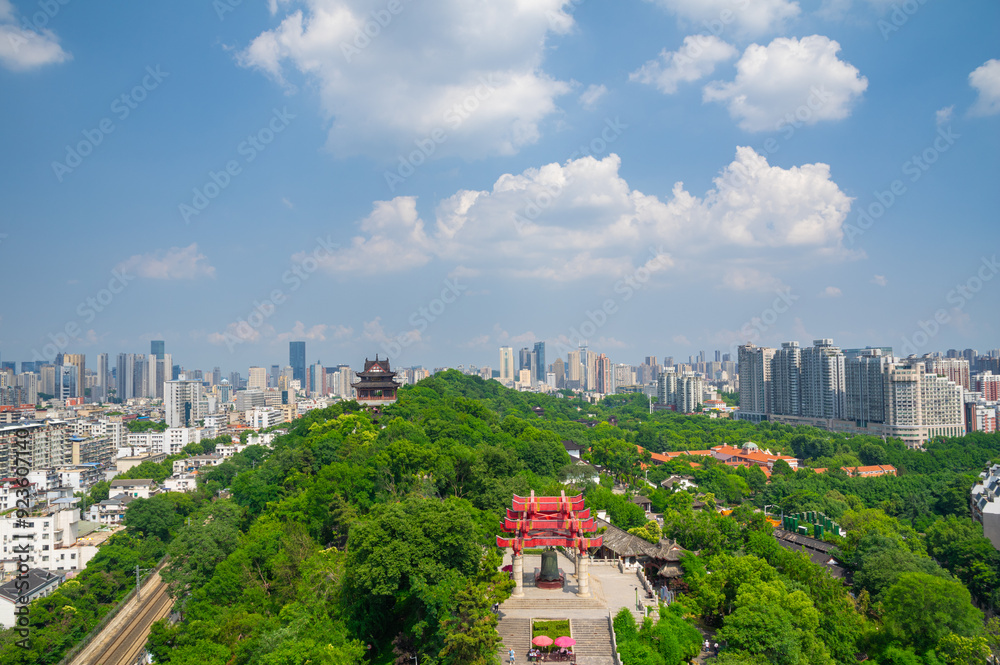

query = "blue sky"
[{"left": 1, "top": 0, "right": 998, "bottom": 374}]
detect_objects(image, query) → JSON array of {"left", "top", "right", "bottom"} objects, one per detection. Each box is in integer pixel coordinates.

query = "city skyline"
[{"left": 1, "top": 1, "right": 998, "bottom": 371}]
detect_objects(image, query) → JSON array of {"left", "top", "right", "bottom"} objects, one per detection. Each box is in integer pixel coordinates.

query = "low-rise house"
[
  {"left": 172, "top": 454, "right": 223, "bottom": 475},
  {"left": 86, "top": 494, "right": 135, "bottom": 525},
  {"left": 109, "top": 479, "right": 158, "bottom": 499},
  {"left": 163, "top": 474, "right": 198, "bottom": 493},
  {"left": 0, "top": 569, "right": 64, "bottom": 628}
]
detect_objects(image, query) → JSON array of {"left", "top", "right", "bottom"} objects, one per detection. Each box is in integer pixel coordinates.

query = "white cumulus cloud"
[
  {"left": 118, "top": 244, "right": 216, "bottom": 280},
  {"left": 969, "top": 59, "right": 1000, "bottom": 116},
  {"left": 313, "top": 148, "right": 854, "bottom": 286},
  {"left": 239, "top": 0, "right": 575, "bottom": 160},
  {"left": 820, "top": 285, "right": 842, "bottom": 297},
  {"left": 0, "top": 0, "right": 71, "bottom": 72},
  {"left": 630, "top": 35, "right": 737, "bottom": 94},
  {"left": 703, "top": 35, "right": 868, "bottom": 132}
]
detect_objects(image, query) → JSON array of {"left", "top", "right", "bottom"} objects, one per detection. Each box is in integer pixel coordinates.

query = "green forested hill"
[{"left": 4, "top": 371, "right": 1000, "bottom": 665}]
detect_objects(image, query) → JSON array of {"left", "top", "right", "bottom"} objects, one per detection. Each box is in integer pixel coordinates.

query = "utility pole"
[{"left": 135, "top": 565, "right": 153, "bottom": 603}]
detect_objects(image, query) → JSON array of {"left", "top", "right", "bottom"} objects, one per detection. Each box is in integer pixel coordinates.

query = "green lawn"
[{"left": 532, "top": 619, "right": 571, "bottom": 640}]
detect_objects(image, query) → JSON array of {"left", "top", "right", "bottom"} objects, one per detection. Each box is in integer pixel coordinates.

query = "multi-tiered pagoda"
[{"left": 351, "top": 355, "right": 401, "bottom": 405}]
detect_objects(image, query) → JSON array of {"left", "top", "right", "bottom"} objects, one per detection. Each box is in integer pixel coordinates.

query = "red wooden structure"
[{"left": 496, "top": 490, "right": 602, "bottom": 555}]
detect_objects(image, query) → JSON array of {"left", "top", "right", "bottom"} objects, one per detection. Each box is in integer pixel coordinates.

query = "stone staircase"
[
  {"left": 497, "top": 617, "right": 530, "bottom": 664},
  {"left": 569, "top": 618, "right": 616, "bottom": 665},
  {"left": 502, "top": 597, "right": 605, "bottom": 611}
]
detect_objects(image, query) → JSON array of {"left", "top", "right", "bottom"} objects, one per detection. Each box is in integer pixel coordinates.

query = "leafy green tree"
[
  {"left": 124, "top": 494, "right": 182, "bottom": 541},
  {"left": 882, "top": 572, "right": 984, "bottom": 652},
  {"left": 629, "top": 520, "right": 663, "bottom": 544}
]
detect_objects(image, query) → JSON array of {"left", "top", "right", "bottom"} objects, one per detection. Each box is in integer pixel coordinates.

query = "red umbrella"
[
  {"left": 532, "top": 636, "right": 554, "bottom": 647},
  {"left": 554, "top": 636, "right": 576, "bottom": 648}
]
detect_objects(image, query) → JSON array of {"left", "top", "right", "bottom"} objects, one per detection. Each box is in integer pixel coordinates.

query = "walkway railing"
[{"left": 608, "top": 610, "right": 624, "bottom": 665}]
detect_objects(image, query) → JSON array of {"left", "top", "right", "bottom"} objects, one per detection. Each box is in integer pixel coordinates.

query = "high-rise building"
[
  {"left": 567, "top": 350, "right": 582, "bottom": 386},
  {"left": 737, "top": 344, "right": 775, "bottom": 422},
  {"left": 533, "top": 342, "right": 546, "bottom": 388},
  {"left": 770, "top": 342, "right": 801, "bottom": 416},
  {"left": 928, "top": 357, "right": 971, "bottom": 391},
  {"left": 56, "top": 365, "right": 76, "bottom": 400},
  {"left": 151, "top": 340, "right": 165, "bottom": 360},
  {"left": 164, "top": 379, "right": 205, "bottom": 427},
  {"left": 552, "top": 357, "right": 565, "bottom": 388},
  {"left": 845, "top": 349, "right": 889, "bottom": 426},
  {"left": 801, "top": 339, "right": 845, "bottom": 420},
  {"left": 62, "top": 353, "right": 85, "bottom": 400},
  {"left": 270, "top": 364, "right": 280, "bottom": 388},
  {"left": 96, "top": 352, "right": 109, "bottom": 402},
  {"left": 212, "top": 367, "right": 222, "bottom": 386},
  {"left": 290, "top": 341, "right": 306, "bottom": 386},
  {"left": 498, "top": 347, "right": 515, "bottom": 381},
  {"left": 519, "top": 348, "right": 532, "bottom": 373},
  {"left": 975, "top": 372, "right": 1000, "bottom": 402},
  {"left": 248, "top": 366, "right": 268, "bottom": 391},
  {"left": 15, "top": 372, "right": 38, "bottom": 405},
  {"left": 595, "top": 354, "right": 613, "bottom": 394}
]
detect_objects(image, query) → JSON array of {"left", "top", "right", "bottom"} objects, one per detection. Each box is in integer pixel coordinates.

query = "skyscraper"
[
  {"left": 738, "top": 344, "right": 775, "bottom": 422},
  {"left": 845, "top": 349, "right": 888, "bottom": 426},
  {"left": 533, "top": 342, "right": 546, "bottom": 388},
  {"left": 498, "top": 347, "right": 514, "bottom": 381},
  {"left": 96, "top": 352, "right": 108, "bottom": 402},
  {"left": 62, "top": 353, "right": 85, "bottom": 400},
  {"left": 151, "top": 340, "right": 165, "bottom": 360},
  {"left": 770, "top": 342, "right": 801, "bottom": 416},
  {"left": 248, "top": 366, "right": 268, "bottom": 391},
  {"left": 801, "top": 339, "right": 846, "bottom": 420},
  {"left": 519, "top": 348, "right": 532, "bottom": 373},
  {"left": 290, "top": 341, "right": 306, "bottom": 386}
]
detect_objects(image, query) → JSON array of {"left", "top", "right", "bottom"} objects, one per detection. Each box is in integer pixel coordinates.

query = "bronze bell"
[{"left": 538, "top": 550, "right": 560, "bottom": 581}]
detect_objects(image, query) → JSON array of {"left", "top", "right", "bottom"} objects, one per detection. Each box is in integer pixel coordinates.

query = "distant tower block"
[{"left": 351, "top": 355, "right": 402, "bottom": 405}]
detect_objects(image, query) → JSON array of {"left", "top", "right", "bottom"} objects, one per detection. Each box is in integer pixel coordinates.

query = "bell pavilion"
[{"left": 351, "top": 355, "right": 402, "bottom": 406}]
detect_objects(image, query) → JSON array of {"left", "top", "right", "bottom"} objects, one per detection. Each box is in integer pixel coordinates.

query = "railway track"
[{"left": 84, "top": 571, "right": 173, "bottom": 665}]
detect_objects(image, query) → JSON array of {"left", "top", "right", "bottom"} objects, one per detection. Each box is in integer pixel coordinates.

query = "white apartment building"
[
  {"left": 248, "top": 407, "right": 283, "bottom": 430},
  {"left": 164, "top": 379, "right": 205, "bottom": 428},
  {"left": 973, "top": 464, "right": 1000, "bottom": 551},
  {"left": 126, "top": 427, "right": 203, "bottom": 457},
  {"left": 0, "top": 499, "right": 90, "bottom": 574}
]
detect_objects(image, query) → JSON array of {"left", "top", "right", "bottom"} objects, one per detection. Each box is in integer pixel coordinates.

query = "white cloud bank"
[
  {"left": 312, "top": 148, "right": 854, "bottom": 283},
  {"left": 118, "top": 244, "right": 216, "bottom": 280},
  {"left": 630, "top": 35, "right": 737, "bottom": 94},
  {"left": 239, "top": 0, "right": 576, "bottom": 160}
]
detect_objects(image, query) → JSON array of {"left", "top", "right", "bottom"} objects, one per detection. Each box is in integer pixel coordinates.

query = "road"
[{"left": 70, "top": 568, "right": 173, "bottom": 665}]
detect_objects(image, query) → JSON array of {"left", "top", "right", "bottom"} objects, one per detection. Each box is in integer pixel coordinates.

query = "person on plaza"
[{"left": 510, "top": 647, "right": 516, "bottom": 664}]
